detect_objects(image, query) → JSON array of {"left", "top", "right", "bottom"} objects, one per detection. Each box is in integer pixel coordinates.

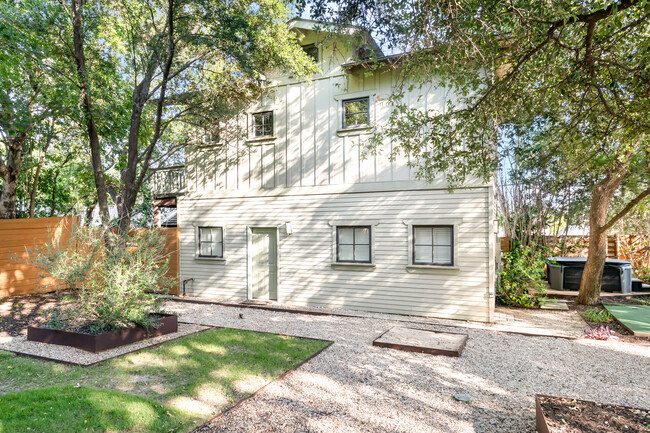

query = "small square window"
[
  {"left": 198, "top": 227, "right": 223, "bottom": 258},
  {"left": 302, "top": 44, "right": 319, "bottom": 63},
  {"left": 337, "top": 226, "right": 371, "bottom": 263},
  {"left": 253, "top": 111, "right": 273, "bottom": 137},
  {"left": 413, "top": 225, "right": 453, "bottom": 266},
  {"left": 342, "top": 97, "right": 369, "bottom": 128}
]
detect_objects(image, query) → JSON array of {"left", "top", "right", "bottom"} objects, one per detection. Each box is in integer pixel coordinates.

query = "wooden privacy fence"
[
  {"left": 500, "top": 234, "right": 650, "bottom": 281},
  {"left": 0, "top": 216, "right": 180, "bottom": 297}
]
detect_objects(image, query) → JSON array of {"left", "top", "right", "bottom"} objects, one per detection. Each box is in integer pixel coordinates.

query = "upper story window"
[
  {"left": 253, "top": 111, "right": 273, "bottom": 137},
  {"left": 413, "top": 225, "right": 453, "bottom": 266},
  {"left": 336, "top": 226, "right": 371, "bottom": 263},
  {"left": 302, "top": 44, "right": 319, "bottom": 63},
  {"left": 342, "top": 97, "right": 369, "bottom": 128},
  {"left": 198, "top": 227, "right": 224, "bottom": 258}
]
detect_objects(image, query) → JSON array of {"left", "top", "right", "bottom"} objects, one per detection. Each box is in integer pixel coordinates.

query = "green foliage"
[
  {"left": 0, "top": 329, "right": 330, "bottom": 432},
  {"left": 22, "top": 227, "right": 173, "bottom": 333},
  {"left": 497, "top": 242, "right": 548, "bottom": 308},
  {"left": 580, "top": 307, "right": 613, "bottom": 324}
]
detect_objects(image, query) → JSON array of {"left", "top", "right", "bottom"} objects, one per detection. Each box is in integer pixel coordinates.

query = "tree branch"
[{"left": 602, "top": 187, "right": 650, "bottom": 232}]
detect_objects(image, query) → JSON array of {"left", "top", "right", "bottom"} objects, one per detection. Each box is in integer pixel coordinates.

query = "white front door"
[{"left": 250, "top": 228, "right": 278, "bottom": 301}]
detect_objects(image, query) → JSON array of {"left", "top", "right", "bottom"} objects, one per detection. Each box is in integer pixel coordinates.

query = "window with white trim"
[
  {"left": 336, "top": 226, "right": 371, "bottom": 263},
  {"left": 253, "top": 111, "right": 273, "bottom": 137},
  {"left": 413, "top": 225, "right": 453, "bottom": 266},
  {"left": 198, "top": 227, "right": 223, "bottom": 258}
]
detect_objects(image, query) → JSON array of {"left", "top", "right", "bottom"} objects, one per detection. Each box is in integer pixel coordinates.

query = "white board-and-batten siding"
[
  {"left": 179, "top": 26, "right": 495, "bottom": 322},
  {"left": 184, "top": 66, "right": 451, "bottom": 193},
  {"left": 178, "top": 187, "right": 494, "bottom": 322}
]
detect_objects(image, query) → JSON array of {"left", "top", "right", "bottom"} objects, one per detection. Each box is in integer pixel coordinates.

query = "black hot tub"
[{"left": 547, "top": 257, "right": 632, "bottom": 293}]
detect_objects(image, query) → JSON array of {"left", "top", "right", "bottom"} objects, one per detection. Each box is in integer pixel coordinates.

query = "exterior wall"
[
  {"left": 179, "top": 22, "right": 496, "bottom": 322},
  {"left": 179, "top": 186, "right": 494, "bottom": 322},
  {"left": 185, "top": 46, "right": 467, "bottom": 194}
]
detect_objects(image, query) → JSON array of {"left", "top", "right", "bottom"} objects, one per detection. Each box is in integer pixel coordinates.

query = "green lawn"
[{"left": 0, "top": 328, "right": 329, "bottom": 433}]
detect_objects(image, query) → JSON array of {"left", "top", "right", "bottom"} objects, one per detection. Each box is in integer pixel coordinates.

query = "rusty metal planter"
[
  {"left": 535, "top": 395, "right": 552, "bottom": 433},
  {"left": 535, "top": 394, "right": 650, "bottom": 433},
  {"left": 27, "top": 314, "right": 178, "bottom": 353}
]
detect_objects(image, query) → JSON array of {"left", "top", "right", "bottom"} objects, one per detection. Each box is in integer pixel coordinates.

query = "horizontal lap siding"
[{"left": 179, "top": 188, "right": 491, "bottom": 321}]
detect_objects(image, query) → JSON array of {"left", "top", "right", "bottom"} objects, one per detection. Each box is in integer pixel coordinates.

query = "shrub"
[
  {"left": 497, "top": 242, "right": 548, "bottom": 308},
  {"left": 23, "top": 227, "right": 173, "bottom": 334}
]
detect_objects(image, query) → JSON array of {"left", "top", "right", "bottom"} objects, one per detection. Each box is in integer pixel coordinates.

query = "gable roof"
[{"left": 288, "top": 17, "right": 383, "bottom": 57}]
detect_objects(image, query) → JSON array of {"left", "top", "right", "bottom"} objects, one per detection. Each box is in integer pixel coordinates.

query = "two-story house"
[{"left": 174, "top": 18, "right": 497, "bottom": 322}]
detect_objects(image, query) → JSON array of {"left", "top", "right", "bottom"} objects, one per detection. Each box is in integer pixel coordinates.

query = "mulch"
[
  {"left": 0, "top": 293, "right": 62, "bottom": 337},
  {"left": 570, "top": 303, "right": 632, "bottom": 339},
  {"left": 539, "top": 395, "right": 650, "bottom": 433}
]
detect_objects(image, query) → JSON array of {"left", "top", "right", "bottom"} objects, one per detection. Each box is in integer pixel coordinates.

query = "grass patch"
[
  {"left": 580, "top": 306, "right": 613, "bottom": 324},
  {"left": 0, "top": 328, "right": 329, "bottom": 432},
  {"left": 630, "top": 296, "right": 650, "bottom": 306},
  {"left": 0, "top": 386, "right": 186, "bottom": 433}
]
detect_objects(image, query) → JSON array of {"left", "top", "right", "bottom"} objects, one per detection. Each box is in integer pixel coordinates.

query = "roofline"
[
  {"left": 341, "top": 52, "right": 407, "bottom": 70},
  {"left": 288, "top": 17, "right": 383, "bottom": 56}
]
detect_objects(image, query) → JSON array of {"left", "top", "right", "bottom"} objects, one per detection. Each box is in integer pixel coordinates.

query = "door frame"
[{"left": 246, "top": 225, "right": 280, "bottom": 301}]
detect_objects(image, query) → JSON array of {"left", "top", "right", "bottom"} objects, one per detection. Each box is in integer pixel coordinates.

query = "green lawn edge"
[{"left": 0, "top": 328, "right": 330, "bottom": 433}]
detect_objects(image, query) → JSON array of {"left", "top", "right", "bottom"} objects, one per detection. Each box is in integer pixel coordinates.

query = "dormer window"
[
  {"left": 302, "top": 44, "right": 319, "bottom": 63},
  {"left": 342, "top": 97, "right": 369, "bottom": 128},
  {"left": 253, "top": 111, "right": 273, "bottom": 137}
]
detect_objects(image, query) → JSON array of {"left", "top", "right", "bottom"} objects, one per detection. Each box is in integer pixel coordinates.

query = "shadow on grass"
[
  {"left": 0, "top": 329, "right": 330, "bottom": 432},
  {"left": 0, "top": 385, "right": 190, "bottom": 433}
]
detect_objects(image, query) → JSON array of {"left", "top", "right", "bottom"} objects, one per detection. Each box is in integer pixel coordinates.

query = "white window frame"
[
  {"left": 193, "top": 223, "right": 227, "bottom": 262},
  {"left": 328, "top": 219, "right": 379, "bottom": 270},
  {"left": 403, "top": 219, "right": 462, "bottom": 272}
]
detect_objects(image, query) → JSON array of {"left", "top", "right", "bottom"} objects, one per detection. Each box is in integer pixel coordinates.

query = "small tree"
[{"left": 22, "top": 226, "right": 173, "bottom": 333}]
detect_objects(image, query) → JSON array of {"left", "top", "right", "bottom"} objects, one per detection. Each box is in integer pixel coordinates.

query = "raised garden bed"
[
  {"left": 27, "top": 314, "right": 178, "bottom": 353},
  {"left": 536, "top": 394, "right": 650, "bottom": 433}
]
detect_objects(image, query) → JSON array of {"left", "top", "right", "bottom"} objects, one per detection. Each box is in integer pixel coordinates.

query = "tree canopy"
[{"left": 310, "top": 0, "right": 650, "bottom": 303}]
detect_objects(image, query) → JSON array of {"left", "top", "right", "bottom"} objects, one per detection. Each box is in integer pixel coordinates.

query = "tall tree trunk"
[
  {"left": 28, "top": 121, "right": 54, "bottom": 217},
  {"left": 0, "top": 134, "right": 27, "bottom": 219},
  {"left": 116, "top": 0, "right": 176, "bottom": 237},
  {"left": 71, "top": 0, "right": 110, "bottom": 229},
  {"left": 576, "top": 174, "right": 624, "bottom": 305}
]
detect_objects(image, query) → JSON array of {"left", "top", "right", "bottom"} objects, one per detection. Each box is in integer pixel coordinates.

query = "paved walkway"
[{"left": 165, "top": 301, "right": 650, "bottom": 433}]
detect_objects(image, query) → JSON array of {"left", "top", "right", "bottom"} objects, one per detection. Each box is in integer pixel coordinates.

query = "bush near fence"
[
  {"left": 0, "top": 217, "right": 179, "bottom": 297},
  {"left": 500, "top": 235, "right": 650, "bottom": 283}
]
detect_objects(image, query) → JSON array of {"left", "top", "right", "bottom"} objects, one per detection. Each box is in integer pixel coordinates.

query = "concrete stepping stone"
[
  {"left": 540, "top": 300, "right": 570, "bottom": 311},
  {"left": 373, "top": 326, "right": 468, "bottom": 357}
]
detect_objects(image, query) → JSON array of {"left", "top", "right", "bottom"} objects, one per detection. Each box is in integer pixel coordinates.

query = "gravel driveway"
[{"left": 165, "top": 301, "right": 650, "bottom": 433}]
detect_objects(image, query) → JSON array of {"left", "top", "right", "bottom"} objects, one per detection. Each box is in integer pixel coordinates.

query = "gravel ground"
[
  {"left": 0, "top": 323, "right": 209, "bottom": 365},
  {"left": 173, "top": 296, "right": 588, "bottom": 339},
  {"left": 164, "top": 301, "right": 650, "bottom": 433}
]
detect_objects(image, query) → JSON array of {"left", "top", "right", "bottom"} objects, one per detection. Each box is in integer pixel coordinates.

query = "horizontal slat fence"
[
  {"left": 499, "top": 234, "right": 650, "bottom": 282},
  {"left": 0, "top": 217, "right": 179, "bottom": 297}
]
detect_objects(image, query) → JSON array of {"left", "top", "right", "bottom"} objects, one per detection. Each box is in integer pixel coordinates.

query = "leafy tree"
[
  {"left": 310, "top": 0, "right": 650, "bottom": 304},
  {"left": 57, "top": 0, "right": 317, "bottom": 237},
  {"left": 0, "top": 1, "right": 73, "bottom": 218}
]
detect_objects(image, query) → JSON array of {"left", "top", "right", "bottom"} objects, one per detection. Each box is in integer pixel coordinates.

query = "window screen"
[
  {"left": 253, "top": 111, "right": 273, "bottom": 137},
  {"left": 198, "top": 227, "right": 223, "bottom": 258},
  {"left": 342, "top": 97, "right": 369, "bottom": 128},
  {"left": 336, "top": 226, "right": 371, "bottom": 263},
  {"left": 413, "top": 226, "right": 453, "bottom": 266}
]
